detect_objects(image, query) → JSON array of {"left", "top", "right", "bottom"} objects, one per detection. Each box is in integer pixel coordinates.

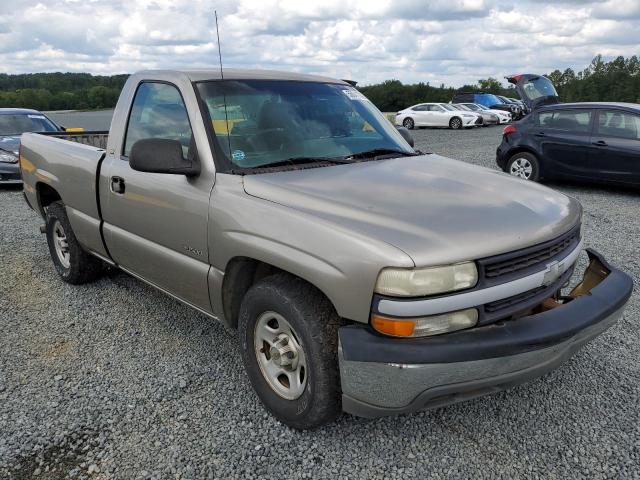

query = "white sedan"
[
  {"left": 458, "top": 103, "right": 512, "bottom": 124},
  {"left": 396, "top": 103, "right": 481, "bottom": 130}
]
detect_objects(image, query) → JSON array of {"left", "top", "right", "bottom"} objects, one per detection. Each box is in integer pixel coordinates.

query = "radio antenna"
[
  {"left": 215, "top": 10, "right": 224, "bottom": 80},
  {"left": 214, "top": 10, "right": 233, "bottom": 157}
]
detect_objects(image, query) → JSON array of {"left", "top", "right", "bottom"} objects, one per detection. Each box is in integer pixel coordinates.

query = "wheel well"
[
  {"left": 36, "top": 183, "right": 61, "bottom": 214},
  {"left": 221, "top": 257, "right": 336, "bottom": 330},
  {"left": 506, "top": 147, "right": 539, "bottom": 166}
]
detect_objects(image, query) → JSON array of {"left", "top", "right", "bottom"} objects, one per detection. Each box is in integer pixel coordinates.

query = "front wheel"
[
  {"left": 449, "top": 117, "right": 463, "bottom": 130},
  {"left": 238, "top": 273, "right": 341, "bottom": 430},
  {"left": 506, "top": 152, "right": 541, "bottom": 181},
  {"left": 402, "top": 117, "right": 415, "bottom": 130}
]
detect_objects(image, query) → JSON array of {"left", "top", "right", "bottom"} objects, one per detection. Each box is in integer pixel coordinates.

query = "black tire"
[
  {"left": 506, "top": 152, "right": 541, "bottom": 182},
  {"left": 449, "top": 117, "right": 463, "bottom": 130},
  {"left": 45, "top": 201, "right": 104, "bottom": 284},
  {"left": 402, "top": 117, "right": 414, "bottom": 130},
  {"left": 238, "top": 273, "right": 341, "bottom": 430}
]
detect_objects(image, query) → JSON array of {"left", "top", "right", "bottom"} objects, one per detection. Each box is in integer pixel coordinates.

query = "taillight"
[{"left": 503, "top": 125, "right": 517, "bottom": 135}]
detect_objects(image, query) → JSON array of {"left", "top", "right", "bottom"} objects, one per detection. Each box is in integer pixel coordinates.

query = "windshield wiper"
[
  {"left": 345, "top": 148, "right": 418, "bottom": 160},
  {"left": 251, "top": 156, "right": 352, "bottom": 169}
]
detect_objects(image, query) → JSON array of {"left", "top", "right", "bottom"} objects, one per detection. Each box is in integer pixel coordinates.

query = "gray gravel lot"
[{"left": 1, "top": 125, "right": 639, "bottom": 479}]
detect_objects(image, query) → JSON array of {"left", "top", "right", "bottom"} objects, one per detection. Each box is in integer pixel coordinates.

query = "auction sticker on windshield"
[{"left": 341, "top": 88, "right": 368, "bottom": 102}]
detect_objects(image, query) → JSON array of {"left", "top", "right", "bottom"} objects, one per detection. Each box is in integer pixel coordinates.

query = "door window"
[
  {"left": 412, "top": 105, "right": 429, "bottom": 111},
  {"left": 596, "top": 111, "right": 640, "bottom": 140},
  {"left": 537, "top": 110, "right": 592, "bottom": 133},
  {"left": 123, "top": 82, "right": 193, "bottom": 157}
]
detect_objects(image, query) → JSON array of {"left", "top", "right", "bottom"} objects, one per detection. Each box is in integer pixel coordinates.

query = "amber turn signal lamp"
[{"left": 371, "top": 314, "right": 415, "bottom": 337}]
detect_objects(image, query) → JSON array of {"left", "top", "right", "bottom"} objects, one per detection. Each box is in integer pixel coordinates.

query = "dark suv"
[{"left": 496, "top": 102, "right": 640, "bottom": 186}]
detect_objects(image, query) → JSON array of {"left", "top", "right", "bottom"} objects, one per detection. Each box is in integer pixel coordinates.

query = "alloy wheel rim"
[
  {"left": 254, "top": 311, "right": 307, "bottom": 400},
  {"left": 52, "top": 220, "right": 71, "bottom": 268},
  {"left": 452, "top": 118, "right": 461, "bottom": 129},
  {"left": 510, "top": 158, "right": 533, "bottom": 179},
  {"left": 404, "top": 119, "right": 413, "bottom": 128}
]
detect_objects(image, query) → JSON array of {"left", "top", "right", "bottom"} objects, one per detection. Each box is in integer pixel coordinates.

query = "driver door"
[{"left": 100, "top": 81, "right": 214, "bottom": 312}]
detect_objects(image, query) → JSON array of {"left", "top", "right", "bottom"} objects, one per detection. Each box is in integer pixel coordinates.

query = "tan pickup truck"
[{"left": 20, "top": 69, "right": 632, "bottom": 429}]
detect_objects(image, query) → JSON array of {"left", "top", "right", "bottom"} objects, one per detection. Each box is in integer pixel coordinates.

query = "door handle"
[
  {"left": 534, "top": 132, "right": 546, "bottom": 137},
  {"left": 111, "top": 176, "right": 125, "bottom": 194},
  {"left": 592, "top": 140, "right": 608, "bottom": 146}
]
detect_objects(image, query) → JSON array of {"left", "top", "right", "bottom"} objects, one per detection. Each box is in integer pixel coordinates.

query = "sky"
[{"left": 1, "top": 0, "right": 639, "bottom": 87}]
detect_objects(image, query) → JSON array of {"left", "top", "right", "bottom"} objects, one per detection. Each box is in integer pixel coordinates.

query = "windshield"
[
  {"left": 440, "top": 104, "right": 457, "bottom": 111},
  {"left": 474, "top": 104, "right": 489, "bottom": 111},
  {"left": 0, "top": 113, "right": 58, "bottom": 136},
  {"left": 522, "top": 76, "right": 559, "bottom": 100},
  {"left": 196, "top": 80, "right": 413, "bottom": 170},
  {"left": 455, "top": 104, "right": 472, "bottom": 111}
]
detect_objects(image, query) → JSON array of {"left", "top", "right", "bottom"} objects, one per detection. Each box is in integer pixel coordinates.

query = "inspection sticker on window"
[
  {"left": 232, "top": 150, "right": 246, "bottom": 162},
  {"left": 341, "top": 88, "right": 368, "bottom": 102}
]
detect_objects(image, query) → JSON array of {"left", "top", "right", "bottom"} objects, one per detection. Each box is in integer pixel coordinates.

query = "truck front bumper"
[{"left": 339, "top": 250, "right": 632, "bottom": 418}]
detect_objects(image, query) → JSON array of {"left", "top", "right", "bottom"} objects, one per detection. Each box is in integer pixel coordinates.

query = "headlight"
[
  {"left": 371, "top": 309, "right": 478, "bottom": 337},
  {"left": 375, "top": 262, "right": 477, "bottom": 297},
  {"left": 0, "top": 150, "right": 18, "bottom": 163}
]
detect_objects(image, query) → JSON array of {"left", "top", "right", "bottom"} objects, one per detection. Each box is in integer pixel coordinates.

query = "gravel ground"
[{"left": 1, "top": 126, "right": 639, "bottom": 479}]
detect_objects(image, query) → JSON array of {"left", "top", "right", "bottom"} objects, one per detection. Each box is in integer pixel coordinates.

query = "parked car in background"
[
  {"left": 396, "top": 102, "right": 482, "bottom": 130},
  {"left": 496, "top": 95, "right": 525, "bottom": 119},
  {"left": 0, "top": 108, "right": 64, "bottom": 185},
  {"left": 452, "top": 92, "right": 520, "bottom": 118},
  {"left": 459, "top": 103, "right": 512, "bottom": 124},
  {"left": 451, "top": 103, "right": 499, "bottom": 126},
  {"left": 496, "top": 102, "right": 640, "bottom": 186}
]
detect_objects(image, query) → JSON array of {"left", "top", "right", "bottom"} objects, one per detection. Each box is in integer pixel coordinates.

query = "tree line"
[
  {"left": 0, "top": 72, "right": 128, "bottom": 111},
  {"left": 0, "top": 55, "right": 638, "bottom": 112}
]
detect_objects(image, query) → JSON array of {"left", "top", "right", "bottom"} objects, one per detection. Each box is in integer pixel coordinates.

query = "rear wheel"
[
  {"left": 449, "top": 117, "right": 463, "bottom": 130},
  {"left": 45, "top": 201, "right": 104, "bottom": 284},
  {"left": 238, "top": 273, "right": 341, "bottom": 430},
  {"left": 506, "top": 152, "right": 540, "bottom": 181},
  {"left": 402, "top": 117, "right": 414, "bottom": 130}
]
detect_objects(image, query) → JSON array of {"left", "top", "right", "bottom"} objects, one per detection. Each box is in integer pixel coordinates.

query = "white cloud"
[{"left": 0, "top": 0, "right": 638, "bottom": 87}]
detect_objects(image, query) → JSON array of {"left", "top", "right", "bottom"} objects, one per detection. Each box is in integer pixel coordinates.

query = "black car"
[
  {"left": 496, "top": 102, "right": 640, "bottom": 186},
  {"left": 0, "top": 108, "right": 62, "bottom": 185}
]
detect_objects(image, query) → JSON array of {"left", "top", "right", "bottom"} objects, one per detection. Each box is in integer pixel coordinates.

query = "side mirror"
[
  {"left": 130, "top": 138, "right": 200, "bottom": 176},
  {"left": 395, "top": 126, "right": 414, "bottom": 147}
]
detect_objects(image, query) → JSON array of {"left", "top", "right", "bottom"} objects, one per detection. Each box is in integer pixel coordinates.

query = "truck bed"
[
  {"left": 38, "top": 130, "right": 109, "bottom": 150},
  {"left": 21, "top": 131, "right": 110, "bottom": 259}
]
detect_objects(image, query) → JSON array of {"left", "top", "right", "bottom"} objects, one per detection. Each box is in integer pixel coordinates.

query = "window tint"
[
  {"left": 412, "top": 105, "right": 428, "bottom": 111},
  {"left": 537, "top": 110, "right": 592, "bottom": 133},
  {"left": 597, "top": 110, "right": 640, "bottom": 140},
  {"left": 123, "top": 82, "right": 193, "bottom": 157}
]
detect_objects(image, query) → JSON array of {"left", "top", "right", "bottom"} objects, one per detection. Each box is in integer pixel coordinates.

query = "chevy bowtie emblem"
[{"left": 542, "top": 260, "right": 561, "bottom": 286}]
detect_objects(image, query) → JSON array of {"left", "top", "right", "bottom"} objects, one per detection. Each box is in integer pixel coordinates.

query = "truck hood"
[
  {"left": 0, "top": 135, "right": 20, "bottom": 155},
  {"left": 243, "top": 155, "right": 581, "bottom": 266}
]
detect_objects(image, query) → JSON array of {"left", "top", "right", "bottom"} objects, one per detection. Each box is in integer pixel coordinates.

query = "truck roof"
[{"left": 135, "top": 69, "right": 348, "bottom": 85}]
